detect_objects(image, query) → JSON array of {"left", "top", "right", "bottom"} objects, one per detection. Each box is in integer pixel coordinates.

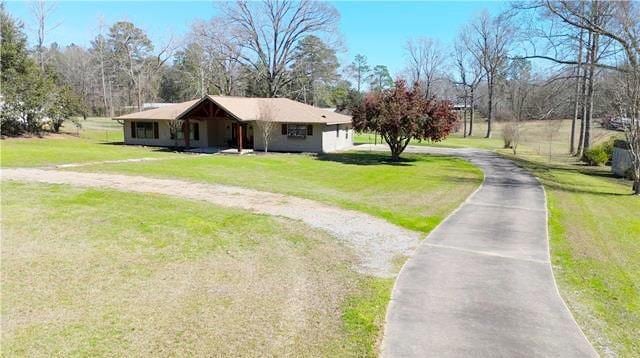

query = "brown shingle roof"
[
  {"left": 114, "top": 96, "right": 352, "bottom": 125},
  {"left": 115, "top": 99, "right": 200, "bottom": 120}
]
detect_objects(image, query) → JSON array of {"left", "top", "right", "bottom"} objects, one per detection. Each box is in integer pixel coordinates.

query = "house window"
[
  {"left": 287, "top": 124, "right": 308, "bottom": 138},
  {"left": 307, "top": 124, "right": 313, "bottom": 136},
  {"left": 171, "top": 122, "right": 199, "bottom": 141},
  {"left": 133, "top": 121, "right": 158, "bottom": 139}
]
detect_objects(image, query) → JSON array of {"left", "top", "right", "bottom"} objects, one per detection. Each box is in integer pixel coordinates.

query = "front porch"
[{"left": 179, "top": 97, "right": 254, "bottom": 152}]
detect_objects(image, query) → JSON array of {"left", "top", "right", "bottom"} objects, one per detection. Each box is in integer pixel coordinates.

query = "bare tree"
[
  {"left": 92, "top": 17, "right": 112, "bottom": 116},
  {"left": 190, "top": 18, "right": 244, "bottom": 96},
  {"left": 516, "top": 1, "right": 618, "bottom": 156},
  {"left": 108, "top": 21, "right": 175, "bottom": 111},
  {"left": 168, "top": 119, "right": 184, "bottom": 148},
  {"left": 220, "top": 0, "right": 339, "bottom": 97},
  {"left": 452, "top": 32, "right": 484, "bottom": 137},
  {"left": 464, "top": 10, "right": 514, "bottom": 138},
  {"left": 570, "top": 24, "right": 585, "bottom": 155},
  {"left": 256, "top": 101, "right": 276, "bottom": 153},
  {"left": 516, "top": 1, "right": 640, "bottom": 193},
  {"left": 29, "top": 0, "right": 60, "bottom": 71},
  {"left": 405, "top": 37, "right": 445, "bottom": 99}
]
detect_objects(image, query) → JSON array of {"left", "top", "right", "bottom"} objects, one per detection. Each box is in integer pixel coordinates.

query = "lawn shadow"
[
  {"left": 506, "top": 155, "right": 633, "bottom": 197},
  {"left": 97, "top": 141, "right": 191, "bottom": 153},
  {"left": 316, "top": 152, "right": 417, "bottom": 166}
]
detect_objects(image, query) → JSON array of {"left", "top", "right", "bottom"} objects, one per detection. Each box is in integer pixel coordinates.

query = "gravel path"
[
  {"left": 51, "top": 157, "right": 170, "bottom": 169},
  {"left": 1, "top": 167, "right": 420, "bottom": 277},
  {"left": 362, "top": 145, "right": 598, "bottom": 357}
]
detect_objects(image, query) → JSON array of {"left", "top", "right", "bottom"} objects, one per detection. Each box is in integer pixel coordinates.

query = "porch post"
[
  {"left": 184, "top": 119, "right": 190, "bottom": 148},
  {"left": 237, "top": 123, "right": 243, "bottom": 153}
]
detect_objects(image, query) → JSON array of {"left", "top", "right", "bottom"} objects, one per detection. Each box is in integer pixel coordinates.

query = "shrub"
[
  {"left": 584, "top": 146, "right": 609, "bottom": 166},
  {"left": 600, "top": 137, "right": 615, "bottom": 164},
  {"left": 583, "top": 137, "right": 617, "bottom": 166},
  {"left": 502, "top": 122, "right": 517, "bottom": 149}
]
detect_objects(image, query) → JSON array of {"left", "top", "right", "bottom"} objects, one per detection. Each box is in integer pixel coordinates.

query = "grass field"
[
  {"left": 67, "top": 152, "right": 482, "bottom": 234},
  {"left": 1, "top": 181, "right": 391, "bottom": 356},
  {"left": 0, "top": 117, "right": 179, "bottom": 168},
  {"left": 4, "top": 116, "right": 636, "bottom": 355},
  {"left": 1, "top": 117, "right": 484, "bottom": 356}
]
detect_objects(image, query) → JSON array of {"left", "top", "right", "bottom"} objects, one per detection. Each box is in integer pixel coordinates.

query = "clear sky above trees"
[{"left": 5, "top": 1, "right": 507, "bottom": 76}]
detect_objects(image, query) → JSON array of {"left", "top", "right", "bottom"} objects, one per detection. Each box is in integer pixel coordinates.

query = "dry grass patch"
[{"left": 1, "top": 181, "right": 387, "bottom": 356}]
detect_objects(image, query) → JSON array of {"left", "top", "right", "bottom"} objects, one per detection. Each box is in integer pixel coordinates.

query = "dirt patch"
[
  {"left": 51, "top": 157, "right": 172, "bottom": 169},
  {"left": 1, "top": 168, "right": 421, "bottom": 277}
]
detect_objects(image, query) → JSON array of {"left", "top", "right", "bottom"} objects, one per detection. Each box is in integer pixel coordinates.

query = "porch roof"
[{"left": 114, "top": 95, "right": 352, "bottom": 125}]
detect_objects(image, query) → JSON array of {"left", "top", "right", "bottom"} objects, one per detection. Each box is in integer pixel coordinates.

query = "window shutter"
[
  {"left": 153, "top": 122, "right": 159, "bottom": 139},
  {"left": 307, "top": 124, "right": 313, "bottom": 136},
  {"left": 281, "top": 124, "right": 287, "bottom": 135},
  {"left": 131, "top": 121, "right": 136, "bottom": 138},
  {"left": 193, "top": 123, "right": 199, "bottom": 140}
]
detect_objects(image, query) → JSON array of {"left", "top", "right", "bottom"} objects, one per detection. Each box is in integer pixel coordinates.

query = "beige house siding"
[
  {"left": 253, "top": 123, "right": 323, "bottom": 152},
  {"left": 123, "top": 119, "right": 207, "bottom": 147},
  {"left": 252, "top": 123, "right": 352, "bottom": 153},
  {"left": 322, "top": 123, "right": 354, "bottom": 152}
]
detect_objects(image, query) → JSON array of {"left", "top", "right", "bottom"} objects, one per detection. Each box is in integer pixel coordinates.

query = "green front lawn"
[
  {"left": 353, "top": 131, "right": 504, "bottom": 150},
  {"left": 68, "top": 152, "right": 483, "bottom": 234},
  {"left": 0, "top": 117, "right": 180, "bottom": 168},
  {"left": 1, "top": 181, "right": 389, "bottom": 356},
  {"left": 0, "top": 135, "right": 178, "bottom": 168}
]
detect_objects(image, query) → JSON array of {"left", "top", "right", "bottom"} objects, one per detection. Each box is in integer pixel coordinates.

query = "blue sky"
[{"left": 5, "top": 1, "right": 508, "bottom": 76}]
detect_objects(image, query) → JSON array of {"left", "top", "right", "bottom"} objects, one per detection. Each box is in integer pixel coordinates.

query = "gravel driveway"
[{"left": 1, "top": 167, "right": 420, "bottom": 277}]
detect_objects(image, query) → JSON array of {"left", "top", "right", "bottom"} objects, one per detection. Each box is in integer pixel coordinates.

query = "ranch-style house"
[{"left": 115, "top": 95, "right": 354, "bottom": 153}]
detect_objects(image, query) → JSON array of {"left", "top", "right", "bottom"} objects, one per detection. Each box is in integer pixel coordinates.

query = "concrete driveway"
[{"left": 376, "top": 146, "right": 597, "bottom": 357}]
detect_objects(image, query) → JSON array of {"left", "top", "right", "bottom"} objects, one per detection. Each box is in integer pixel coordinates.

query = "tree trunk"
[
  {"left": 463, "top": 89, "right": 468, "bottom": 138},
  {"left": 107, "top": 79, "right": 115, "bottom": 117},
  {"left": 100, "top": 56, "right": 108, "bottom": 117},
  {"left": 581, "top": 31, "right": 599, "bottom": 160},
  {"left": 469, "top": 87, "right": 475, "bottom": 136},
  {"left": 577, "top": 30, "right": 592, "bottom": 157},
  {"left": 136, "top": 72, "right": 144, "bottom": 111},
  {"left": 570, "top": 27, "right": 584, "bottom": 155},
  {"left": 486, "top": 76, "right": 493, "bottom": 138},
  {"left": 390, "top": 149, "right": 400, "bottom": 161}
]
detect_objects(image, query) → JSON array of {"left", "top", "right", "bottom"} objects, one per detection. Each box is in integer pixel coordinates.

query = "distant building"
[
  {"left": 453, "top": 104, "right": 472, "bottom": 111},
  {"left": 143, "top": 103, "right": 175, "bottom": 110}
]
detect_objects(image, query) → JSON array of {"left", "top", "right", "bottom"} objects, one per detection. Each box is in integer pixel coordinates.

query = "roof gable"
[{"left": 115, "top": 96, "right": 352, "bottom": 125}]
